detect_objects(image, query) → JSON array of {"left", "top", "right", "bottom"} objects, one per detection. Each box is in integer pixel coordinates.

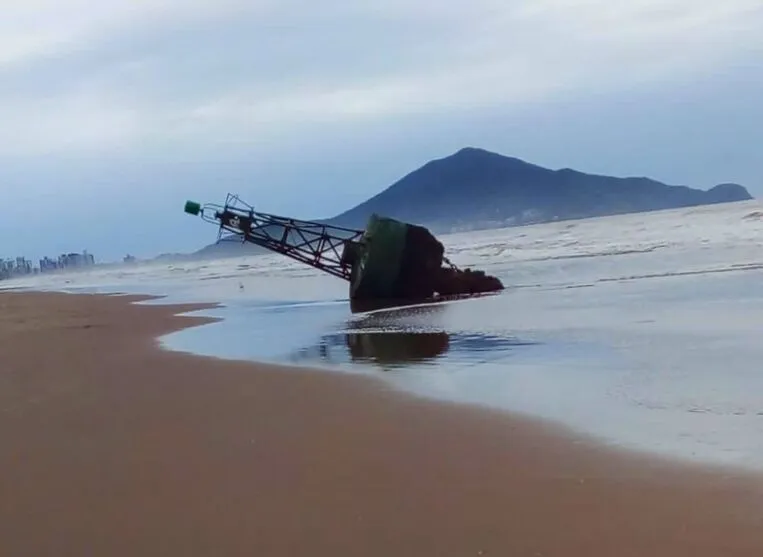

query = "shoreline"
[
  {"left": 6, "top": 285, "right": 763, "bottom": 475},
  {"left": 10, "top": 286, "right": 763, "bottom": 476},
  {"left": 2, "top": 290, "right": 763, "bottom": 555},
  {"left": 156, "top": 289, "right": 763, "bottom": 476}
]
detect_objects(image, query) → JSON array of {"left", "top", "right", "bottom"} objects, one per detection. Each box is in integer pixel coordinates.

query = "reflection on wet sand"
[
  {"left": 291, "top": 295, "right": 536, "bottom": 370},
  {"left": 289, "top": 329, "right": 450, "bottom": 370},
  {"left": 345, "top": 331, "right": 449, "bottom": 365}
]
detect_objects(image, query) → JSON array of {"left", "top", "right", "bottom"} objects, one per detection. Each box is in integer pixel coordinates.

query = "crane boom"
[
  {"left": 185, "top": 194, "right": 364, "bottom": 280},
  {"left": 185, "top": 194, "right": 504, "bottom": 303}
]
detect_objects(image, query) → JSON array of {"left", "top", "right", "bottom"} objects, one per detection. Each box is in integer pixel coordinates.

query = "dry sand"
[{"left": 1, "top": 291, "right": 762, "bottom": 556}]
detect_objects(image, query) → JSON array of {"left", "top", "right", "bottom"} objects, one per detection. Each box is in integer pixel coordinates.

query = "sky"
[{"left": 0, "top": 0, "right": 762, "bottom": 262}]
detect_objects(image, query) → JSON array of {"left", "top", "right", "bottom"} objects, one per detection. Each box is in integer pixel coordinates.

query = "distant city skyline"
[
  {"left": 0, "top": 250, "right": 96, "bottom": 280},
  {"left": 1, "top": 1, "right": 761, "bottom": 261}
]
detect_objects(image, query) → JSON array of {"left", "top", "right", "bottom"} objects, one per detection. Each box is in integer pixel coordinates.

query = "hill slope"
[
  {"left": 192, "top": 147, "right": 752, "bottom": 256},
  {"left": 328, "top": 147, "right": 752, "bottom": 231}
]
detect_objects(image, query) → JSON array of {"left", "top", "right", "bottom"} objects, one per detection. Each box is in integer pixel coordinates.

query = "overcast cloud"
[{"left": 1, "top": 0, "right": 762, "bottom": 260}]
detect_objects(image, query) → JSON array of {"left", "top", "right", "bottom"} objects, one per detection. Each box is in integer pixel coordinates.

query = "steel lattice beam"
[{"left": 199, "top": 194, "right": 365, "bottom": 281}]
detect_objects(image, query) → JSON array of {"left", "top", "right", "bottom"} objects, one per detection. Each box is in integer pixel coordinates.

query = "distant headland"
[
  {"left": 329, "top": 147, "right": 752, "bottom": 230},
  {"left": 195, "top": 147, "right": 752, "bottom": 258}
]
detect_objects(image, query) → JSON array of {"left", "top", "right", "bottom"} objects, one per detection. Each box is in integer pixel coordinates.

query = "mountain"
[
  {"left": 191, "top": 147, "right": 752, "bottom": 257},
  {"left": 328, "top": 147, "right": 753, "bottom": 231}
]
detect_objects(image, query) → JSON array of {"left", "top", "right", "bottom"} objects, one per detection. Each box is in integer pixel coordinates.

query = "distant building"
[
  {"left": 56, "top": 251, "right": 96, "bottom": 270},
  {"left": 0, "top": 257, "right": 33, "bottom": 280},
  {"left": 39, "top": 256, "right": 58, "bottom": 272},
  {"left": 0, "top": 250, "right": 96, "bottom": 280}
]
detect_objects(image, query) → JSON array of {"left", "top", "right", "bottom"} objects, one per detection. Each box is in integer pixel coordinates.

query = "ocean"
[{"left": 5, "top": 199, "right": 763, "bottom": 471}]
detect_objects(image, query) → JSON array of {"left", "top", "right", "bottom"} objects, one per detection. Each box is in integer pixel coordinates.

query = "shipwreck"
[{"left": 184, "top": 194, "right": 503, "bottom": 306}]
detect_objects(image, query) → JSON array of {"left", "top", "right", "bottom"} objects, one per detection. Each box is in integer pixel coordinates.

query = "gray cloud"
[
  {"left": 3, "top": 0, "right": 761, "bottom": 154},
  {"left": 0, "top": 0, "right": 762, "bottom": 260}
]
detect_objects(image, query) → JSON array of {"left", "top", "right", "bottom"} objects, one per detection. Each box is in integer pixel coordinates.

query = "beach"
[{"left": 2, "top": 290, "right": 762, "bottom": 556}]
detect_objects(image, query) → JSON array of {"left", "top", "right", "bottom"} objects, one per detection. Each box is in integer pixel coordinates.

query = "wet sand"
[{"left": 1, "top": 291, "right": 762, "bottom": 556}]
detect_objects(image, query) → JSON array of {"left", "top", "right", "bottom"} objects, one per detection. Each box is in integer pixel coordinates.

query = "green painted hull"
[
  {"left": 350, "top": 214, "right": 408, "bottom": 299},
  {"left": 349, "top": 214, "right": 446, "bottom": 301}
]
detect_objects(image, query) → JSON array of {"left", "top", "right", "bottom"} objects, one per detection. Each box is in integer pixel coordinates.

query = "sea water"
[{"left": 5, "top": 199, "right": 763, "bottom": 471}]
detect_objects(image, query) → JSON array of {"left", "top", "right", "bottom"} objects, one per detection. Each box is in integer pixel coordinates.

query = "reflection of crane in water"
[
  {"left": 345, "top": 331, "right": 450, "bottom": 365},
  {"left": 289, "top": 301, "right": 535, "bottom": 370},
  {"left": 292, "top": 300, "right": 451, "bottom": 367},
  {"left": 184, "top": 194, "right": 504, "bottom": 305},
  {"left": 292, "top": 328, "right": 534, "bottom": 370},
  {"left": 291, "top": 329, "right": 450, "bottom": 368}
]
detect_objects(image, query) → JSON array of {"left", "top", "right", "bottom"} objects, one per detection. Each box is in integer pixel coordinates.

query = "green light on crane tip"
[{"left": 184, "top": 200, "right": 202, "bottom": 216}]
